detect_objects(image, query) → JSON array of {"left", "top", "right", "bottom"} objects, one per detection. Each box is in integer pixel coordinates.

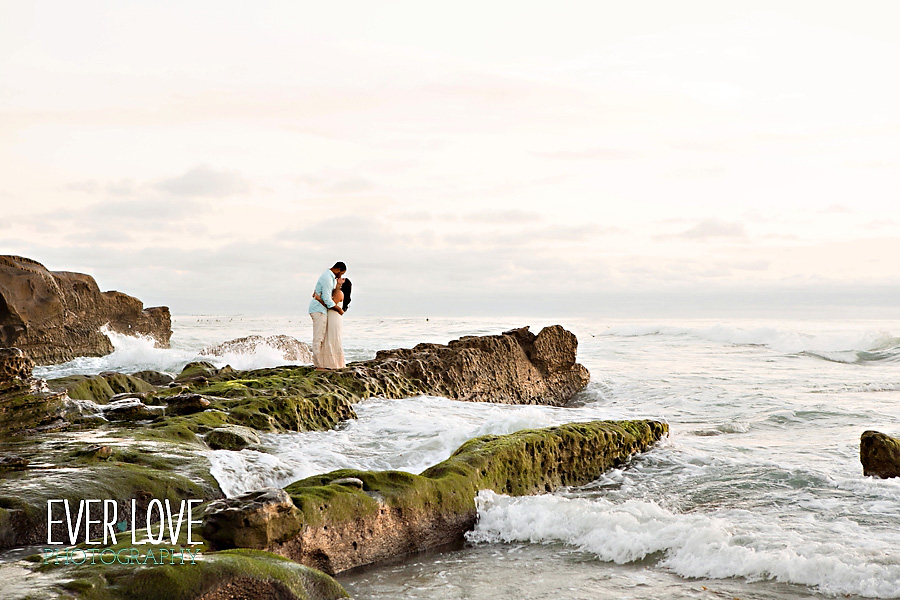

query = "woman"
[{"left": 314, "top": 277, "right": 347, "bottom": 369}]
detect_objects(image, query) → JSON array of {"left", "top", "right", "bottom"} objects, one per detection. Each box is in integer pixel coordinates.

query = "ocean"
[{"left": 33, "top": 315, "right": 900, "bottom": 599}]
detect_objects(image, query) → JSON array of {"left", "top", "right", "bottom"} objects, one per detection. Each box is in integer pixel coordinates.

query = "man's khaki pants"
[{"left": 310, "top": 312, "right": 327, "bottom": 367}]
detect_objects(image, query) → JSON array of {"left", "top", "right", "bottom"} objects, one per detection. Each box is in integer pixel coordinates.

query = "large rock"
[
  {"left": 0, "top": 255, "right": 172, "bottom": 365},
  {"left": 350, "top": 325, "right": 590, "bottom": 405},
  {"left": 860, "top": 430, "right": 900, "bottom": 478},
  {"left": 202, "top": 334, "right": 314, "bottom": 363},
  {"left": 204, "top": 420, "right": 668, "bottom": 575}
]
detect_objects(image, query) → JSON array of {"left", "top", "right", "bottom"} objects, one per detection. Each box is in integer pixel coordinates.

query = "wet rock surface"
[{"left": 0, "top": 255, "right": 172, "bottom": 365}]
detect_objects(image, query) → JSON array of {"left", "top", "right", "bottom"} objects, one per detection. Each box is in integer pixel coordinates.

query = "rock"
[
  {"left": 176, "top": 361, "right": 220, "bottom": 383},
  {"left": 47, "top": 373, "right": 155, "bottom": 403},
  {"left": 206, "top": 425, "right": 261, "bottom": 450},
  {"left": 202, "top": 334, "right": 314, "bottom": 363},
  {"left": 353, "top": 324, "right": 590, "bottom": 405},
  {"left": 0, "top": 255, "right": 172, "bottom": 365},
  {"left": 102, "top": 398, "right": 164, "bottom": 421},
  {"left": 0, "top": 348, "right": 33, "bottom": 384},
  {"left": 8, "top": 547, "right": 350, "bottom": 600},
  {"left": 0, "top": 454, "right": 29, "bottom": 470},
  {"left": 204, "top": 419, "right": 668, "bottom": 575},
  {"left": 860, "top": 430, "right": 900, "bottom": 478},
  {"left": 204, "top": 488, "right": 303, "bottom": 549},
  {"left": 330, "top": 477, "right": 364, "bottom": 489},
  {"left": 164, "top": 393, "right": 212, "bottom": 416},
  {"left": 74, "top": 444, "right": 113, "bottom": 460},
  {"left": 131, "top": 369, "right": 175, "bottom": 386},
  {"left": 0, "top": 383, "right": 74, "bottom": 436}
]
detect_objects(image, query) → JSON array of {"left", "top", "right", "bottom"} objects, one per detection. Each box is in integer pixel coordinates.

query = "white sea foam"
[{"left": 468, "top": 491, "right": 900, "bottom": 598}]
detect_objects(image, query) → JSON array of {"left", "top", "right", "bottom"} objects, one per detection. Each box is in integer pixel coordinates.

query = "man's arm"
[{"left": 316, "top": 273, "right": 336, "bottom": 309}]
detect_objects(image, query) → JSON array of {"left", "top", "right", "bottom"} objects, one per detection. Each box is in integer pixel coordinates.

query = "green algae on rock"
[
  {"left": 203, "top": 419, "right": 669, "bottom": 575},
  {"left": 8, "top": 548, "right": 349, "bottom": 600},
  {"left": 48, "top": 373, "right": 156, "bottom": 404}
]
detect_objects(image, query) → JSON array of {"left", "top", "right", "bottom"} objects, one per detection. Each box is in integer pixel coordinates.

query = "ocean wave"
[
  {"left": 468, "top": 491, "right": 900, "bottom": 598},
  {"left": 33, "top": 328, "right": 313, "bottom": 379},
  {"left": 601, "top": 324, "right": 900, "bottom": 364}
]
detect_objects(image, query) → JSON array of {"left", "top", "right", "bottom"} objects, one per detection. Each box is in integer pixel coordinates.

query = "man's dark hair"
[
  {"left": 341, "top": 278, "right": 352, "bottom": 311},
  {"left": 332, "top": 261, "right": 347, "bottom": 271}
]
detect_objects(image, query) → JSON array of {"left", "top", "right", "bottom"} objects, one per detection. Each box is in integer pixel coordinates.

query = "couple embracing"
[{"left": 309, "top": 261, "right": 351, "bottom": 370}]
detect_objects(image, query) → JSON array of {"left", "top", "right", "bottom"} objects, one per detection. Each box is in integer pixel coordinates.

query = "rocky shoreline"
[{"left": 0, "top": 324, "right": 668, "bottom": 600}]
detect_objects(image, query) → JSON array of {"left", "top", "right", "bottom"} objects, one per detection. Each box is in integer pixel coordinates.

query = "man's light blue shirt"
[{"left": 308, "top": 270, "right": 336, "bottom": 314}]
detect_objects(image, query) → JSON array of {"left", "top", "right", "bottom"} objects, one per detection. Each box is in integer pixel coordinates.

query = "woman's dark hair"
[{"left": 341, "top": 278, "right": 352, "bottom": 311}]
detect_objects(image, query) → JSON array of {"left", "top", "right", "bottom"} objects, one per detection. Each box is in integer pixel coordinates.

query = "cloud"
[
  {"left": 533, "top": 148, "right": 642, "bottom": 160},
  {"left": 154, "top": 165, "right": 251, "bottom": 197},
  {"left": 65, "top": 179, "right": 138, "bottom": 197},
  {"left": 820, "top": 204, "right": 852, "bottom": 214},
  {"left": 659, "top": 219, "right": 748, "bottom": 241},
  {"left": 297, "top": 173, "right": 377, "bottom": 195},
  {"left": 461, "top": 210, "right": 540, "bottom": 224}
]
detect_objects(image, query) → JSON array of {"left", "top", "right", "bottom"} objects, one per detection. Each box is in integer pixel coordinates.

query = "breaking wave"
[
  {"left": 468, "top": 490, "right": 900, "bottom": 598},
  {"left": 34, "top": 328, "right": 312, "bottom": 379}
]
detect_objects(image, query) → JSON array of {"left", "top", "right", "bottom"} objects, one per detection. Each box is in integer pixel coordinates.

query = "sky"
[{"left": 2, "top": 1, "right": 899, "bottom": 318}]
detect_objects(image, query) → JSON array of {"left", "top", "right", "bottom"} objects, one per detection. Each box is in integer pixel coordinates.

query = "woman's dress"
[{"left": 320, "top": 305, "right": 345, "bottom": 369}]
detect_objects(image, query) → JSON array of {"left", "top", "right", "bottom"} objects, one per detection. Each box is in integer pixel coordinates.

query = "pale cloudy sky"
[{"left": 2, "top": 1, "right": 899, "bottom": 317}]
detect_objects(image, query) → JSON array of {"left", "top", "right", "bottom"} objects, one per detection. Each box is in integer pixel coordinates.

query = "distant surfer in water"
[{"left": 308, "top": 262, "right": 346, "bottom": 369}]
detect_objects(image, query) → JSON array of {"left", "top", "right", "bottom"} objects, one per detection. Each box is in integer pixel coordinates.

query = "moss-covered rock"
[
  {"left": 860, "top": 430, "right": 900, "bottom": 478},
  {"left": 0, "top": 383, "right": 79, "bottom": 436},
  {"left": 131, "top": 370, "right": 174, "bottom": 386},
  {"left": 205, "top": 425, "right": 261, "bottom": 451},
  {"left": 0, "top": 434, "right": 223, "bottom": 550},
  {"left": 5, "top": 548, "right": 349, "bottom": 600},
  {"left": 175, "top": 361, "right": 220, "bottom": 384},
  {"left": 48, "top": 373, "right": 155, "bottom": 404},
  {"left": 204, "top": 419, "right": 668, "bottom": 575}
]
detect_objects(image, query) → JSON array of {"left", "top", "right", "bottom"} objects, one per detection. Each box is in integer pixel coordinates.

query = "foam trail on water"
[{"left": 468, "top": 491, "right": 900, "bottom": 598}]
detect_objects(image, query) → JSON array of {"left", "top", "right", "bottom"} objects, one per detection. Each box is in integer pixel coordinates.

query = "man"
[{"left": 309, "top": 261, "right": 345, "bottom": 368}]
